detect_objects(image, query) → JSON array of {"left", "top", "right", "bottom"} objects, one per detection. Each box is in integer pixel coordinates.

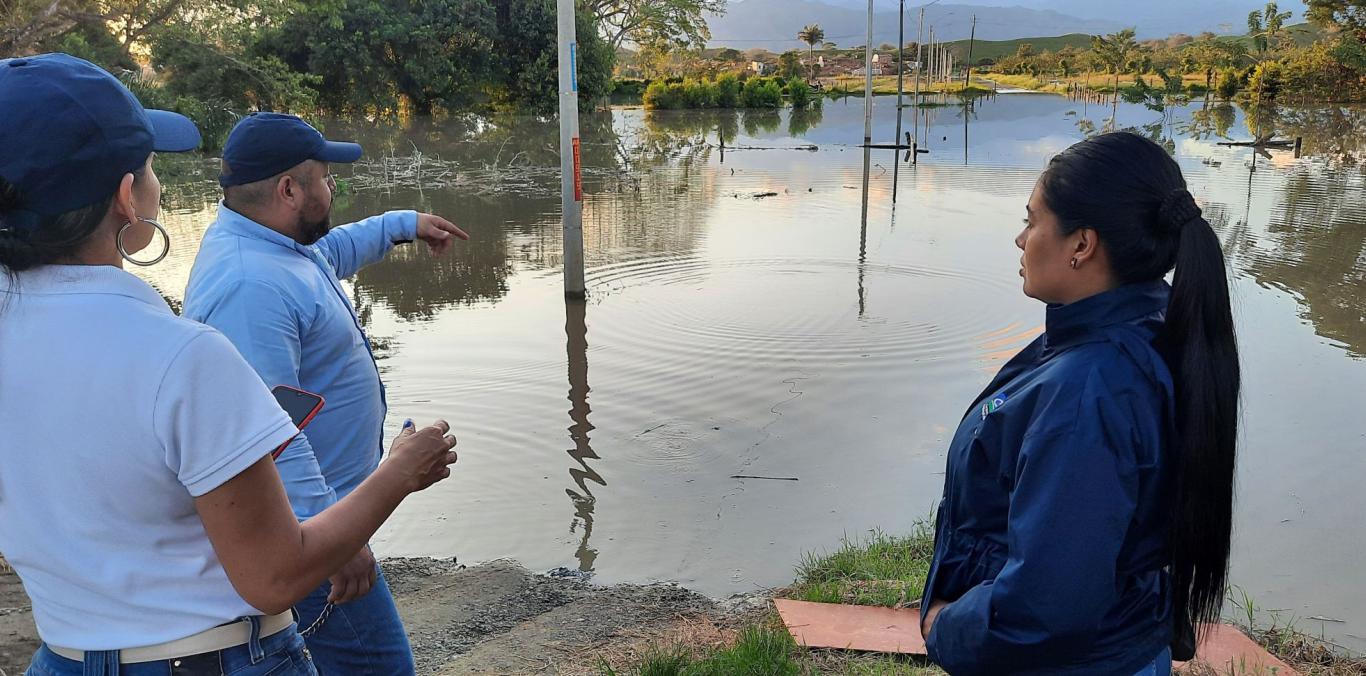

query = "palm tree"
[
  {"left": 1091, "top": 28, "right": 1138, "bottom": 129},
  {"left": 1246, "top": 2, "right": 1292, "bottom": 139},
  {"left": 798, "top": 24, "right": 826, "bottom": 78},
  {"left": 1248, "top": 1, "right": 1292, "bottom": 56}
]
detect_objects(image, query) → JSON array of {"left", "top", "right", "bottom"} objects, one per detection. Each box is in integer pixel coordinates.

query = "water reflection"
[
  {"left": 1248, "top": 165, "right": 1366, "bottom": 357},
  {"left": 742, "top": 109, "right": 783, "bottom": 136},
  {"left": 356, "top": 207, "right": 514, "bottom": 318},
  {"left": 788, "top": 105, "right": 824, "bottom": 138},
  {"left": 564, "top": 299, "right": 602, "bottom": 572},
  {"left": 859, "top": 146, "right": 872, "bottom": 318}
]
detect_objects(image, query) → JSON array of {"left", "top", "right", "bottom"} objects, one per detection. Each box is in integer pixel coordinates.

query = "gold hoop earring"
[{"left": 117, "top": 219, "right": 170, "bottom": 267}]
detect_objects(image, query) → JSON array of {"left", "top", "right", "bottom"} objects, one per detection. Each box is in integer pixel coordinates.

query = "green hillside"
[
  {"left": 940, "top": 23, "right": 1324, "bottom": 67},
  {"left": 942, "top": 34, "right": 1094, "bottom": 66},
  {"left": 1208, "top": 22, "right": 1324, "bottom": 50}
]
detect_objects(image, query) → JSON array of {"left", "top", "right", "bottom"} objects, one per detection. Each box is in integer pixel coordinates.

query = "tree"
[
  {"left": 797, "top": 23, "right": 824, "bottom": 77},
  {"left": 1188, "top": 36, "right": 1247, "bottom": 90},
  {"left": 587, "top": 0, "right": 725, "bottom": 52},
  {"left": 1, "top": 0, "right": 91, "bottom": 55},
  {"left": 778, "top": 49, "right": 801, "bottom": 79},
  {"left": 1245, "top": 2, "right": 1291, "bottom": 137},
  {"left": 492, "top": 0, "right": 615, "bottom": 113},
  {"left": 260, "top": 0, "right": 500, "bottom": 114},
  {"left": 1248, "top": 2, "right": 1292, "bottom": 56},
  {"left": 1308, "top": 0, "right": 1366, "bottom": 41},
  {"left": 1091, "top": 29, "right": 1138, "bottom": 128}
]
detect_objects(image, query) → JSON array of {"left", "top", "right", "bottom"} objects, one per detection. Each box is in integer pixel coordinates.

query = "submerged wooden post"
[{"left": 557, "top": 0, "right": 586, "bottom": 299}]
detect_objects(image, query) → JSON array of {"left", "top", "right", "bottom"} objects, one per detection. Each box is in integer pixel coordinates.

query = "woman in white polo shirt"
[{"left": 0, "top": 55, "right": 458, "bottom": 676}]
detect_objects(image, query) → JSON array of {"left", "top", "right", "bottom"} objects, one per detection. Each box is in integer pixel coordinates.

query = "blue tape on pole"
[{"left": 571, "top": 42, "right": 578, "bottom": 93}]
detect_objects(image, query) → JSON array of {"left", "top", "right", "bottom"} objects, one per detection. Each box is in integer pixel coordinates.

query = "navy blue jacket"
[{"left": 921, "top": 282, "right": 1176, "bottom": 675}]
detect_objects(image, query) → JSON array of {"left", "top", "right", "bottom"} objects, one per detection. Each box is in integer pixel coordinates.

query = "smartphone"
[{"left": 270, "top": 385, "right": 325, "bottom": 459}]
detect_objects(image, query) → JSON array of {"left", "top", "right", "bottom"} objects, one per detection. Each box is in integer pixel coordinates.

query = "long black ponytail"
[{"left": 1040, "top": 132, "right": 1240, "bottom": 657}]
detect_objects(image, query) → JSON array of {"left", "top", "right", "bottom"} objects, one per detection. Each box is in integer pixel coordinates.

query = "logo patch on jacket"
[{"left": 981, "top": 393, "right": 1009, "bottom": 420}]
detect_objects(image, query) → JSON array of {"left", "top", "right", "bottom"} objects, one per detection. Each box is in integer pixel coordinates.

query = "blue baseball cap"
[
  {"left": 0, "top": 53, "right": 201, "bottom": 230},
  {"left": 219, "top": 113, "right": 362, "bottom": 187}
]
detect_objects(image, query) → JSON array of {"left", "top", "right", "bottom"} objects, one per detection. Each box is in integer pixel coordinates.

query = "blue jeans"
[
  {"left": 25, "top": 618, "right": 316, "bottom": 675},
  {"left": 293, "top": 567, "right": 414, "bottom": 675},
  {"left": 1132, "top": 647, "right": 1173, "bottom": 676}
]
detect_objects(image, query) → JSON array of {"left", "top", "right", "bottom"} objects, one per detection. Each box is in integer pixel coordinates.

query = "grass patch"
[
  {"left": 1230, "top": 589, "right": 1366, "bottom": 675},
  {"left": 790, "top": 526, "right": 935, "bottom": 609},
  {"left": 600, "top": 623, "right": 803, "bottom": 675},
  {"left": 599, "top": 615, "right": 945, "bottom": 675}
]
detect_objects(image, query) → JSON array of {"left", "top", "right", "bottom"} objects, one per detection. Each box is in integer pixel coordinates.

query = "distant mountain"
[
  {"left": 708, "top": 0, "right": 1124, "bottom": 50},
  {"left": 766, "top": 0, "right": 1312, "bottom": 40}
]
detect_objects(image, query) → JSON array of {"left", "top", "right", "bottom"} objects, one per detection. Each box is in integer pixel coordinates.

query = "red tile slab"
[
  {"left": 774, "top": 598, "right": 926, "bottom": 654},
  {"left": 1177, "top": 624, "right": 1300, "bottom": 676},
  {"left": 775, "top": 599, "right": 1299, "bottom": 676}
]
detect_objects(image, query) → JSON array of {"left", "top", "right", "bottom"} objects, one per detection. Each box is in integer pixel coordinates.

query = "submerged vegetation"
[{"left": 643, "top": 74, "right": 820, "bottom": 110}]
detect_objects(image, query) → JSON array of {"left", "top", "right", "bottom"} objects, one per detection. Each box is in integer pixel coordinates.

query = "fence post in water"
[{"left": 557, "top": 0, "right": 586, "bottom": 299}]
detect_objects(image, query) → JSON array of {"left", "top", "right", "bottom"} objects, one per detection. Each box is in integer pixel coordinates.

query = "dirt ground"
[{"left": 0, "top": 558, "right": 766, "bottom": 676}]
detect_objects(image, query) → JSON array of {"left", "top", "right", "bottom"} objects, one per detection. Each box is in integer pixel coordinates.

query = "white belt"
[{"left": 48, "top": 611, "right": 295, "bottom": 664}]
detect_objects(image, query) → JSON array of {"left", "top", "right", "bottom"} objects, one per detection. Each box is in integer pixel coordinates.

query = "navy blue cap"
[
  {"left": 0, "top": 53, "right": 201, "bottom": 230},
  {"left": 219, "top": 113, "right": 362, "bottom": 187}
]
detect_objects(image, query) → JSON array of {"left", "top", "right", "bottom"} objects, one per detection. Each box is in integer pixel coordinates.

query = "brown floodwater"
[{"left": 140, "top": 94, "right": 1366, "bottom": 651}]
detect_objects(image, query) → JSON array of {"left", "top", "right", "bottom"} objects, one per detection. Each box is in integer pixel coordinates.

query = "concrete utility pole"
[
  {"left": 556, "top": 0, "right": 585, "bottom": 299},
  {"left": 896, "top": 0, "right": 906, "bottom": 138},
  {"left": 894, "top": 0, "right": 906, "bottom": 202},
  {"left": 863, "top": 0, "right": 875, "bottom": 143},
  {"left": 963, "top": 15, "right": 976, "bottom": 93},
  {"left": 912, "top": 7, "right": 924, "bottom": 161}
]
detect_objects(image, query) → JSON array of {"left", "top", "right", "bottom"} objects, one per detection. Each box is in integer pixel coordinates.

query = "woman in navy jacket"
[{"left": 920, "top": 132, "right": 1240, "bottom": 675}]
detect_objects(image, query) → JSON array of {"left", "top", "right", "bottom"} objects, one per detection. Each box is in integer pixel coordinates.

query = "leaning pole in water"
[{"left": 558, "top": 0, "right": 587, "bottom": 299}]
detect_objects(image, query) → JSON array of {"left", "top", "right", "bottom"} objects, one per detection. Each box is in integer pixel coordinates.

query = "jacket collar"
[{"left": 1044, "top": 280, "right": 1170, "bottom": 350}]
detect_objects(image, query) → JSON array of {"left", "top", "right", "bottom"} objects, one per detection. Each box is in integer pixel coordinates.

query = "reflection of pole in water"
[
  {"left": 963, "top": 98, "right": 970, "bottom": 165},
  {"left": 564, "top": 299, "right": 605, "bottom": 572},
  {"left": 858, "top": 147, "right": 872, "bottom": 318},
  {"left": 718, "top": 123, "right": 726, "bottom": 164}
]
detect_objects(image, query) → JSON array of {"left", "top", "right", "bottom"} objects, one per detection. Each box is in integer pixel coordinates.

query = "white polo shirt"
[{"left": 0, "top": 265, "right": 297, "bottom": 650}]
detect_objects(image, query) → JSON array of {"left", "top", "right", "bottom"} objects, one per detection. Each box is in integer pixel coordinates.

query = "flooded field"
[{"left": 141, "top": 94, "right": 1366, "bottom": 651}]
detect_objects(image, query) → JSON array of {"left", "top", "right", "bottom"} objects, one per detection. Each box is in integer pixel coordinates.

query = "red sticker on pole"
[{"left": 572, "top": 137, "right": 583, "bottom": 202}]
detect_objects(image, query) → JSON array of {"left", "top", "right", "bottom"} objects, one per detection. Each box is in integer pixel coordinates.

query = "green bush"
[
  {"left": 715, "top": 73, "right": 742, "bottom": 108},
  {"left": 1216, "top": 68, "right": 1241, "bottom": 100},
  {"left": 787, "top": 78, "right": 812, "bottom": 108},
  {"left": 741, "top": 78, "right": 782, "bottom": 108},
  {"left": 611, "top": 79, "right": 650, "bottom": 99},
  {"left": 682, "top": 79, "right": 717, "bottom": 108},
  {"left": 1247, "top": 61, "right": 1284, "bottom": 100},
  {"left": 644, "top": 74, "right": 787, "bottom": 109},
  {"left": 643, "top": 80, "right": 679, "bottom": 109}
]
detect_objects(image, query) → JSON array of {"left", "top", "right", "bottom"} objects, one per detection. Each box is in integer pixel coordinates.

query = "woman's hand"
[
  {"left": 922, "top": 598, "right": 950, "bottom": 639},
  {"left": 384, "top": 420, "right": 458, "bottom": 493}
]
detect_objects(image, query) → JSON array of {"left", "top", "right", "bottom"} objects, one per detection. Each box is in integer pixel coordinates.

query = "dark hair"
[
  {"left": 0, "top": 168, "right": 145, "bottom": 273},
  {"left": 1040, "top": 132, "right": 1240, "bottom": 656}
]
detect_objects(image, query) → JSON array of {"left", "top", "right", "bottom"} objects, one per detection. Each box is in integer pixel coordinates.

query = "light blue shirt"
[{"left": 183, "top": 203, "right": 417, "bottom": 519}]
